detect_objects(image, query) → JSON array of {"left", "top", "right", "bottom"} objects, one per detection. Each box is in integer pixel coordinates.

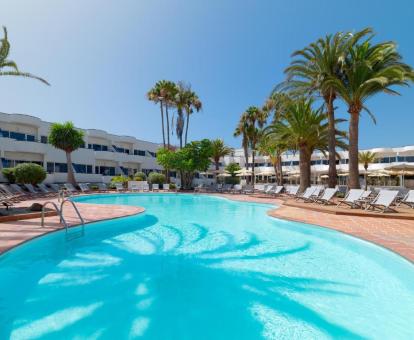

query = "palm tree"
[
  {"left": 243, "top": 106, "right": 268, "bottom": 186},
  {"left": 184, "top": 91, "right": 202, "bottom": 146},
  {"left": 283, "top": 29, "right": 371, "bottom": 188},
  {"left": 257, "top": 135, "right": 287, "bottom": 185},
  {"left": 147, "top": 81, "right": 167, "bottom": 148},
  {"left": 266, "top": 97, "right": 347, "bottom": 192},
  {"left": 326, "top": 34, "right": 414, "bottom": 189},
  {"left": 173, "top": 82, "right": 192, "bottom": 149},
  {"left": 358, "top": 151, "right": 377, "bottom": 190},
  {"left": 0, "top": 27, "right": 49, "bottom": 85},
  {"left": 48, "top": 122, "right": 85, "bottom": 186},
  {"left": 211, "top": 139, "right": 233, "bottom": 172},
  {"left": 234, "top": 113, "right": 250, "bottom": 172},
  {"left": 161, "top": 81, "right": 178, "bottom": 149}
]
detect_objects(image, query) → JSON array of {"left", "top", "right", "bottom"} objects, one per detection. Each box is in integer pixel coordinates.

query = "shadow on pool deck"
[{"left": 0, "top": 213, "right": 366, "bottom": 339}]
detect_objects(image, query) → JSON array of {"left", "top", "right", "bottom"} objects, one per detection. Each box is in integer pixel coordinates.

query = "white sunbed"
[
  {"left": 398, "top": 190, "right": 414, "bottom": 209},
  {"left": 286, "top": 185, "right": 300, "bottom": 196},
  {"left": 115, "top": 182, "right": 125, "bottom": 191},
  {"left": 152, "top": 183, "right": 159, "bottom": 191},
  {"left": 37, "top": 183, "right": 56, "bottom": 194},
  {"left": 337, "top": 189, "right": 365, "bottom": 209},
  {"left": 64, "top": 183, "right": 80, "bottom": 194},
  {"left": 130, "top": 183, "right": 140, "bottom": 192},
  {"left": 296, "top": 187, "right": 316, "bottom": 202},
  {"left": 23, "top": 183, "right": 48, "bottom": 196},
  {"left": 264, "top": 185, "right": 275, "bottom": 195},
  {"left": 96, "top": 183, "right": 109, "bottom": 192},
  {"left": 163, "top": 184, "right": 170, "bottom": 191},
  {"left": 314, "top": 188, "right": 337, "bottom": 205},
  {"left": 366, "top": 190, "right": 399, "bottom": 213},
  {"left": 78, "top": 183, "right": 91, "bottom": 193},
  {"left": 232, "top": 184, "right": 243, "bottom": 194}
]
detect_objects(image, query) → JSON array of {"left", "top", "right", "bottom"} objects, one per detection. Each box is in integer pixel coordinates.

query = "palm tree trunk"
[
  {"left": 364, "top": 165, "right": 368, "bottom": 190},
  {"left": 348, "top": 109, "right": 361, "bottom": 189},
  {"left": 66, "top": 152, "right": 76, "bottom": 185},
  {"left": 252, "top": 150, "right": 256, "bottom": 186},
  {"left": 278, "top": 155, "right": 283, "bottom": 185},
  {"left": 272, "top": 162, "right": 279, "bottom": 184},
  {"left": 184, "top": 112, "right": 190, "bottom": 146},
  {"left": 165, "top": 105, "right": 170, "bottom": 149},
  {"left": 160, "top": 102, "right": 166, "bottom": 148},
  {"left": 326, "top": 92, "right": 337, "bottom": 188},
  {"left": 299, "top": 145, "right": 311, "bottom": 193}
]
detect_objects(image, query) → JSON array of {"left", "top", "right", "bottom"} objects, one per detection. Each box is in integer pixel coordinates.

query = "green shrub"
[
  {"left": 148, "top": 172, "right": 166, "bottom": 184},
  {"left": 89, "top": 184, "right": 99, "bottom": 190},
  {"left": 134, "top": 171, "right": 147, "bottom": 181},
  {"left": 14, "top": 163, "right": 47, "bottom": 185},
  {"left": 110, "top": 176, "right": 129, "bottom": 184},
  {"left": 169, "top": 183, "right": 176, "bottom": 190},
  {"left": 2, "top": 168, "right": 16, "bottom": 183}
]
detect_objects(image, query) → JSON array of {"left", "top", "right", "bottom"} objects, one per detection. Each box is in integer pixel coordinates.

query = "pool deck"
[{"left": 0, "top": 192, "right": 413, "bottom": 263}]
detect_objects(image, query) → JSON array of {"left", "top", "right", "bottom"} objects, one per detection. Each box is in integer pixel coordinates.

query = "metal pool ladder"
[{"left": 41, "top": 198, "right": 85, "bottom": 239}]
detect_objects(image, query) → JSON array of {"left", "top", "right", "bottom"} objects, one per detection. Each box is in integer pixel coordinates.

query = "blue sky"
[{"left": 1, "top": 0, "right": 413, "bottom": 148}]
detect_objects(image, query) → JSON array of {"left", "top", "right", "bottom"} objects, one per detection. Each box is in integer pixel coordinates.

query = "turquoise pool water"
[{"left": 0, "top": 194, "right": 413, "bottom": 339}]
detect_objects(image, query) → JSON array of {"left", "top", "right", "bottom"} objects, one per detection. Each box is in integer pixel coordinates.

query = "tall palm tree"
[
  {"left": 266, "top": 98, "right": 347, "bottom": 192},
  {"left": 326, "top": 35, "right": 414, "bottom": 188},
  {"left": 184, "top": 91, "right": 202, "bottom": 146},
  {"left": 358, "top": 151, "right": 377, "bottom": 190},
  {"left": 234, "top": 113, "right": 250, "bottom": 172},
  {"left": 48, "top": 122, "right": 84, "bottom": 186},
  {"left": 147, "top": 80, "right": 168, "bottom": 148},
  {"left": 173, "top": 82, "right": 193, "bottom": 149},
  {"left": 211, "top": 139, "right": 233, "bottom": 172},
  {"left": 243, "top": 106, "right": 268, "bottom": 186},
  {"left": 160, "top": 81, "right": 178, "bottom": 149},
  {"left": 0, "top": 26, "right": 49, "bottom": 85},
  {"left": 283, "top": 29, "right": 371, "bottom": 188}
]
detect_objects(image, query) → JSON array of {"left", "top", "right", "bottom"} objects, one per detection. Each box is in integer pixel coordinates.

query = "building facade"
[{"left": 0, "top": 112, "right": 162, "bottom": 183}]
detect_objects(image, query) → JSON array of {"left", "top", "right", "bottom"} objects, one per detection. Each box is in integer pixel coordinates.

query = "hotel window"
[
  {"left": 1, "top": 158, "right": 11, "bottom": 167},
  {"left": 10, "top": 131, "right": 25, "bottom": 141},
  {"left": 389, "top": 157, "right": 396, "bottom": 163},
  {"left": 55, "top": 163, "right": 68, "bottom": 173},
  {"left": 41, "top": 136, "right": 48, "bottom": 144},
  {"left": 292, "top": 161, "right": 299, "bottom": 166},
  {"left": 134, "top": 149, "right": 146, "bottom": 156},
  {"left": 406, "top": 156, "right": 414, "bottom": 162},
  {"left": 0, "top": 130, "right": 10, "bottom": 137},
  {"left": 26, "top": 134, "right": 35, "bottom": 142},
  {"left": 102, "top": 145, "right": 108, "bottom": 151},
  {"left": 47, "top": 162, "right": 55, "bottom": 174}
]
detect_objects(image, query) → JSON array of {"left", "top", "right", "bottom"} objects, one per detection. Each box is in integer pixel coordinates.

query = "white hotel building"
[
  {"left": 0, "top": 112, "right": 163, "bottom": 183},
  {"left": 1, "top": 112, "right": 414, "bottom": 187}
]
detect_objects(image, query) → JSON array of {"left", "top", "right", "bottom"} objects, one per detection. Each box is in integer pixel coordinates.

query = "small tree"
[
  {"left": 157, "top": 139, "right": 213, "bottom": 189},
  {"left": 358, "top": 151, "right": 377, "bottom": 190},
  {"left": 1, "top": 168, "right": 16, "bottom": 183},
  {"left": 224, "top": 162, "right": 241, "bottom": 185},
  {"left": 48, "top": 122, "right": 84, "bottom": 185},
  {"left": 14, "top": 163, "right": 46, "bottom": 185},
  {"left": 134, "top": 171, "right": 147, "bottom": 181}
]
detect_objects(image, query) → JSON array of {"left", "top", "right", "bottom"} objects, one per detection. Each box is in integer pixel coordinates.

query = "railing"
[{"left": 41, "top": 197, "right": 85, "bottom": 237}]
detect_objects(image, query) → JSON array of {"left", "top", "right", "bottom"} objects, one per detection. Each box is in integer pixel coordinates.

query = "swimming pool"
[{"left": 0, "top": 194, "right": 413, "bottom": 339}]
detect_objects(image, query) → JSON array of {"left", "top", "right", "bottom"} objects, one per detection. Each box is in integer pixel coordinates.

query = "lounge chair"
[
  {"left": 10, "top": 184, "right": 34, "bottom": 198},
  {"left": 398, "top": 190, "right": 414, "bottom": 209},
  {"left": 231, "top": 184, "right": 243, "bottom": 194},
  {"left": 194, "top": 184, "right": 205, "bottom": 193},
  {"left": 365, "top": 190, "right": 399, "bottom": 213},
  {"left": 243, "top": 185, "right": 254, "bottom": 194},
  {"left": 314, "top": 188, "right": 337, "bottom": 205},
  {"left": 115, "top": 182, "right": 125, "bottom": 192},
  {"left": 354, "top": 190, "right": 372, "bottom": 209},
  {"left": 24, "top": 183, "right": 51, "bottom": 197},
  {"left": 152, "top": 183, "right": 159, "bottom": 191},
  {"left": 78, "top": 183, "right": 91, "bottom": 193},
  {"left": 0, "top": 184, "right": 24, "bottom": 202},
  {"left": 264, "top": 185, "right": 275, "bottom": 195},
  {"left": 272, "top": 185, "right": 284, "bottom": 196},
  {"left": 37, "top": 183, "right": 57, "bottom": 195},
  {"left": 49, "top": 183, "right": 62, "bottom": 193},
  {"left": 64, "top": 183, "right": 80, "bottom": 195},
  {"left": 163, "top": 184, "right": 170, "bottom": 191},
  {"left": 296, "top": 187, "right": 317, "bottom": 202},
  {"left": 337, "top": 189, "right": 365, "bottom": 208},
  {"left": 142, "top": 182, "right": 150, "bottom": 192},
  {"left": 96, "top": 183, "right": 109, "bottom": 192},
  {"left": 286, "top": 185, "right": 300, "bottom": 197}
]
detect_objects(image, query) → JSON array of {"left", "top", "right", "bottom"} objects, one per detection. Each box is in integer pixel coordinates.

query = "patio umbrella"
[
  {"left": 235, "top": 169, "right": 252, "bottom": 176},
  {"left": 256, "top": 170, "right": 275, "bottom": 176},
  {"left": 320, "top": 174, "right": 329, "bottom": 179},
  {"left": 217, "top": 173, "right": 231, "bottom": 177},
  {"left": 384, "top": 163, "right": 414, "bottom": 187}
]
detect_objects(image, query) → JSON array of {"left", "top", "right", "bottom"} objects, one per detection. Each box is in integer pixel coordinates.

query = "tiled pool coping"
[{"left": 0, "top": 192, "right": 413, "bottom": 262}]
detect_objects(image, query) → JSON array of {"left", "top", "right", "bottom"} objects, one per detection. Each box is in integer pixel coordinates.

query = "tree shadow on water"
[{"left": 1, "top": 216, "right": 366, "bottom": 339}]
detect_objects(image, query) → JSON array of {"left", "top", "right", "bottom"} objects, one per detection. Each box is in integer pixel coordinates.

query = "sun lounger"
[
  {"left": 365, "top": 190, "right": 399, "bottom": 213},
  {"left": 96, "top": 183, "right": 109, "bottom": 192},
  {"left": 78, "top": 183, "right": 91, "bottom": 193},
  {"left": 286, "top": 185, "right": 300, "bottom": 197},
  {"left": 152, "top": 183, "right": 159, "bottom": 191},
  {"left": 231, "top": 184, "right": 243, "bottom": 194},
  {"left": 23, "top": 183, "right": 51, "bottom": 197},
  {"left": 264, "top": 185, "right": 275, "bottom": 195},
  {"left": 296, "top": 187, "right": 317, "bottom": 202},
  {"left": 163, "top": 184, "right": 170, "bottom": 191},
  {"left": 10, "top": 184, "right": 34, "bottom": 198},
  {"left": 243, "top": 185, "right": 254, "bottom": 194},
  {"left": 130, "top": 183, "right": 139, "bottom": 192},
  {"left": 64, "top": 183, "right": 80, "bottom": 195},
  {"left": 115, "top": 182, "right": 125, "bottom": 191},
  {"left": 49, "top": 183, "right": 62, "bottom": 192},
  {"left": 37, "top": 183, "right": 57, "bottom": 195},
  {"left": 337, "top": 189, "right": 365, "bottom": 208},
  {"left": 314, "top": 188, "right": 337, "bottom": 205},
  {"left": 398, "top": 190, "right": 414, "bottom": 209},
  {"left": 0, "top": 184, "right": 24, "bottom": 201}
]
